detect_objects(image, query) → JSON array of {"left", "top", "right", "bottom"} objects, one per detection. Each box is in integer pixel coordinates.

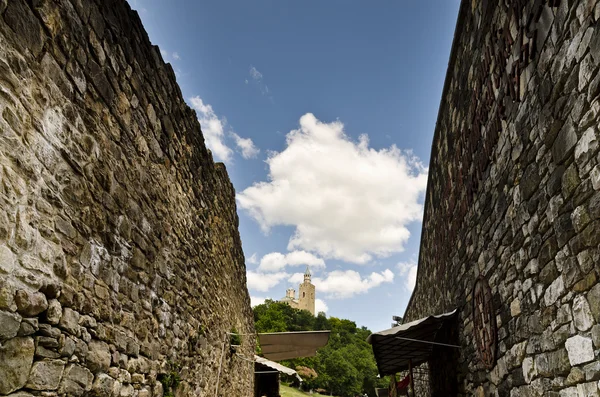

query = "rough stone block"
[
  {"left": 87, "top": 340, "right": 111, "bottom": 373},
  {"left": 552, "top": 122, "right": 577, "bottom": 164},
  {"left": 15, "top": 290, "right": 48, "bottom": 316},
  {"left": 584, "top": 361, "right": 600, "bottom": 382},
  {"left": 565, "top": 335, "right": 595, "bottom": 365},
  {"left": 588, "top": 283, "right": 600, "bottom": 322},
  {"left": 3, "top": 0, "right": 45, "bottom": 56},
  {"left": 573, "top": 295, "right": 595, "bottom": 331},
  {"left": 58, "top": 364, "right": 94, "bottom": 396},
  {"left": 0, "top": 310, "right": 21, "bottom": 340},
  {"left": 26, "top": 360, "right": 66, "bottom": 390},
  {"left": 0, "top": 337, "right": 35, "bottom": 394},
  {"left": 544, "top": 276, "right": 565, "bottom": 306},
  {"left": 58, "top": 307, "right": 80, "bottom": 335},
  {"left": 46, "top": 299, "right": 62, "bottom": 325}
]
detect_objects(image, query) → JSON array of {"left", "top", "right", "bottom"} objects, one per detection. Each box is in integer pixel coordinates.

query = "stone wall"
[
  {"left": 0, "top": 0, "right": 255, "bottom": 396},
  {"left": 405, "top": 0, "right": 600, "bottom": 395}
]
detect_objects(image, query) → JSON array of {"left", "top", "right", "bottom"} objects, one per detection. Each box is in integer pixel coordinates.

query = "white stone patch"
[
  {"left": 565, "top": 335, "right": 595, "bottom": 365},
  {"left": 577, "top": 381, "right": 599, "bottom": 396},
  {"left": 0, "top": 245, "right": 16, "bottom": 274},
  {"left": 572, "top": 295, "right": 595, "bottom": 331},
  {"left": 559, "top": 387, "right": 579, "bottom": 397},
  {"left": 79, "top": 240, "right": 109, "bottom": 277},
  {"left": 511, "top": 298, "right": 522, "bottom": 317},
  {"left": 544, "top": 276, "right": 565, "bottom": 306},
  {"left": 522, "top": 356, "right": 537, "bottom": 384},
  {"left": 591, "top": 165, "right": 600, "bottom": 190},
  {"left": 575, "top": 127, "right": 598, "bottom": 162},
  {"left": 41, "top": 107, "right": 66, "bottom": 145}
]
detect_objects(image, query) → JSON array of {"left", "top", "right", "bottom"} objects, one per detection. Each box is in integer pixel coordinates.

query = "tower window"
[{"left": 303, "top": 292, "right": 305, "bottom": 298}]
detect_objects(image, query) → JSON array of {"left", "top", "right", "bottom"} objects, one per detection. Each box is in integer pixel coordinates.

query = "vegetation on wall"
[{"left": 253, "top": 300, "right": 388, "bottom": 397}]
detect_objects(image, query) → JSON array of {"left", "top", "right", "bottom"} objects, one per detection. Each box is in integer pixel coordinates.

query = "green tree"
[{"left": 253, "top": 301, "right": 385, "bottom": 397}]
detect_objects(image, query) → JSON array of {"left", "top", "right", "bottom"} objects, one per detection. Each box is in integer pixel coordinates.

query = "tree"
[{"left": 253, "top": 301, "right": 386, "bottom": 397}]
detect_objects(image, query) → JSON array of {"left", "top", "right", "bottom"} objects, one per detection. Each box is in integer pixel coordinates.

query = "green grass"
[{"left": 279, "top": 384, "right": 334, "bottom": 397}]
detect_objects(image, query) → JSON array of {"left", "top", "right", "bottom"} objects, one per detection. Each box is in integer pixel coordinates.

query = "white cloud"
[
  {"left": 247, "top": 253, "right": 259, "bottom": 265},
  {"left": 172, "top": 52, "right": 180, "bottom": 60},
  {"left": 237, "top": 113, "right": 428, "bottom": 263},
  {"left": 258, "top": 251, "right": 325, "bottom": 272},
  {"left": 315, "top": 299, "right": 328, "bottom": 313},
  {"left": 397, "top": 262, "right": 418, "bottom": 291},
  {"left": 247, "top": 270, "right": 288, "bottom": 292},
  {"left": 232, "top": 132, "right": 260, "bottom": 159},
  {"left": 249, "top": 66, "right": 263, "bottom": 81},
  {"left": 189, "top": 96, "right": 259, "bottom": 163},
  {"left": 289, "top": 269, "right": 394, "bottom": 299},
  {"left": 189, "top": 96, "right": 233, "bottom": 162},
  {"left": 251, "top": 296, "right": 269, "bottom": 307},
  {"left": 248, "top": 65, "right": 271, "bottom": 97}
]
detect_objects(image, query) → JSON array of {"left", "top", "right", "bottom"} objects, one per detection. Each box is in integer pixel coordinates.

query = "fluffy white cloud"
[
  {"left": 250, "top": 296, "right": 269, "bottom": 307},
  {"left": 247, "top": 271, "right": 288, "bottom": 292},
  {"left": 172, "top": 52, "right": 180, "bottom": 60},
  {"left": 289, "top": 269, "right": 394, "bottom": 299},
  {"left": 232, "top": 132, "right": 260, "bottom": 159},
  {"left": 249, "top": 66, "right": 263, "bottom": 81},
  {"left": 315, "top": 299, "right": 328, "bottom": 313},
  {"left": 189, "top": 96, "right": 233, "bottom": 162},
  {"left": 397, "top": 262, "right": 418, "bottom": 291},
  {"left": 247, "top": 253, "right": 259, "bottom": 265},
  {"left": 258, "top": 251, "right": 325, "bottom": 272},
  {"left": 237, "top": 113, "right": 428, "bottom": 263},
  {"left": 189, "top": 96, "right": 258, "bottom": 163}
]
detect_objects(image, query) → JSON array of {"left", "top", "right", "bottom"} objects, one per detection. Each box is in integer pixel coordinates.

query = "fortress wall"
[
  {"left": 0, "top": 0, "right": 254, "bottom": 396},
  {"left": 405, "top": 0, "right": 600, "bottom": 395}
]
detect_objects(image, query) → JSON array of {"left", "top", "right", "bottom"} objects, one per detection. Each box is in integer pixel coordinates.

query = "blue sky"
[{"left": 131, "top": 0, "right": 460, "bottom": 333}]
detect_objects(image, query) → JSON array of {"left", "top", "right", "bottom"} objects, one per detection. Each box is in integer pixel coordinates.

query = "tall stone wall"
[
  {"left": 406, "top": 0, "right": 600, "bottom": 395},
  {"left": 0, "top": 1, "right": 254, "bottom": 396}
]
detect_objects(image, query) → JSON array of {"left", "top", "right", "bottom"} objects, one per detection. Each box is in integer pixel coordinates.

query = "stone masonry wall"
[
  {"left": 0, "top": 0, "right": 255, "bottom": 396},
  {"left": 405, "top": 0, "right": 600, "bottom": 396}
]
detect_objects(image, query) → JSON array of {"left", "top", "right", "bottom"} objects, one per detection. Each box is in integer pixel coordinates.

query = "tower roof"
[{"left": 304, "top": 265, "right": 311, "bottom": 276}]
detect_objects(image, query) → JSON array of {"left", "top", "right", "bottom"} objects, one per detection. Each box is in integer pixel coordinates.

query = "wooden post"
[{"left": 408, "top": 359, "right": 415, "bottom": 397}]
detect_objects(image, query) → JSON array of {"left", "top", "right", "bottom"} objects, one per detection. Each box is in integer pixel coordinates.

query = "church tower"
[{"left": 298, "top": 266, "right": 316, "bottom": 315}]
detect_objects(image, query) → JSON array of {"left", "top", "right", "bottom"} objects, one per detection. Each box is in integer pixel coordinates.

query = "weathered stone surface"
[
  {"left": 592, "top": 325, "right": 600, "bottom": 348},
  {"left": 58, "top": 308, "right": 79, "bottom": 335},
  {"left": 15, "top": 290, "right": 48, "bottom": 316},
  {"left": 91, "top": 373, "right": 115, "bottom": 397},
  {"left": 577, "top": 381, "right": 600, "bottom": 396},
  {"left": 17, "top": 318, "right": 37, "bottom": 336},
  {"left": 58, "top": 364, "right": 94, "bottom": 396},
  {"left": 588, "top": 283, "right": 600, "bottom": 322},
  {"left": 584, "top": 361, "right": 600, "bottom": 382},
  {"left": 402, "top": 1, "right": 600, "bottom": 396},
  {"left": 0, "top": 337, "right": 35, "bottom": 394},
  {"left": 534, "top": 349, "right": 570, "bottom": 377},
  {"left": 552, "top": 122, "right": 578, "bottom": 164},
  {"left": 522, "top": 356, "right": 537, "bottom": 384},
  {"left": 26, "top": 360, "right": 66, "bottom": 390},
  {"left": 0, "top": 310, "right": 21, "bottom": 340},
  {"left": 45, "top": 299, "right": 62, "bottom": 325},
  {"left": 544, "top": 276, "right": 566, "bottom": 306},
  {"left": 573, "top": 295, "right": 595, "bottom": 331},
  {"left": 565, "top": 335, "right": 595, "bottom": 366},
  {"left": 87, "top": 340, "right": 111, "bottom": 373}
]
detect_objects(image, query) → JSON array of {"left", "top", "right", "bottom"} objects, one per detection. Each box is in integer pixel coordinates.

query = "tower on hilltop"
[
  {"left": 279, "top": 266, "right": 316, "bottom": 315},
  {"left": 298, "top": 266, "right": 316, "bottom": 315}
]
